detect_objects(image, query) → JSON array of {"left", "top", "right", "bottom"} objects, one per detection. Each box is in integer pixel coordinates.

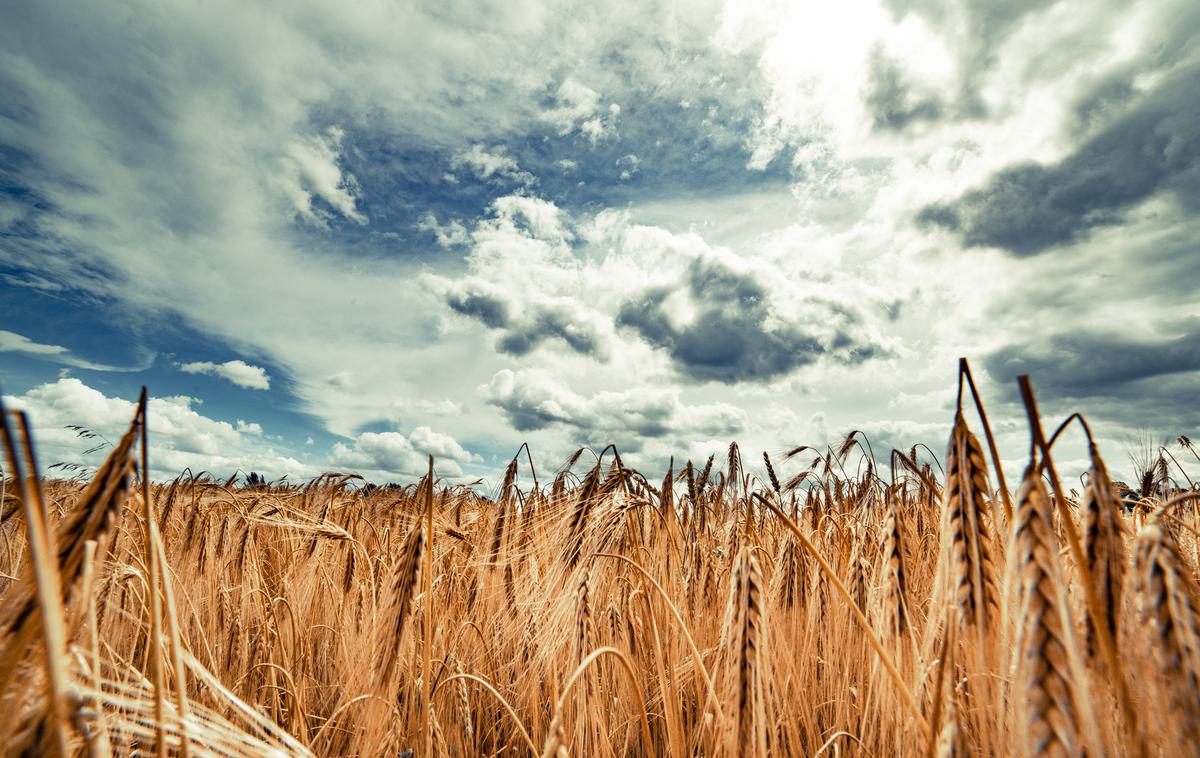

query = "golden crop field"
[{"left": 1, "top": 362, "right": 1197, "bottom": 757}]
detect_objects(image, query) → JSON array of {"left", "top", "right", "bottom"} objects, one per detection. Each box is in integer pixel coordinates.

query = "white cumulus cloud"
[
  {"left": 179, "top": 360, "right": 271, "bottom": 390},
  {"left": 3, "top": 378, "right": 309, "bottom": 480},
  {"left": 5, "top": 377, "right": 479, "bottom": 483},
  {"left": 330, "top": 429, "right": 470, "bottom": 479}
]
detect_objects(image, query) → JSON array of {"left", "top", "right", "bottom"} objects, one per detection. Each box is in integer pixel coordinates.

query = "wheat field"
[{"left": 1, "top": 361, "right": 1198, "bottom": 757}]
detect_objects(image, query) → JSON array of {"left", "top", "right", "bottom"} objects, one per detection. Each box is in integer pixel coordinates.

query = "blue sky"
[{"left": 1, "top": 0, "right": 1198, "bottom": 483}]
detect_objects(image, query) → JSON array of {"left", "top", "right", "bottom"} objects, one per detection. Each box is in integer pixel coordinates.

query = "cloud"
[
  {"left": 3, "top": 378, "right": 310, "bottom": 480},
  {"left": 616, "top": 153, "right": 640, "bottom": 181},
  {"left": 862, "top": 44, "right": 943, "bottom": 131},
  {"left": 179, "top": 360, "right": 271, "bottom": 390},
  {"left": 415, "top": 212, "right": 470, "bottom": 249},
  {"left": 541, "top": 78, "right": 613, "bottom": 140},
  {"left": 440, "top": 196, "right": 892, "bottom": 387},
  {"left": 404, "top": 398, "right": 465, "bottom": 416},
  {"left": 879, "top": 0, "right": 1059, "bottom": 89},
  {"left": 616, "top": 252, "right": 885, "bottom": 383},
  {"left": 0, "top": 0, "right": 796, "bottom": 453},
  {"left": 0, "top": 330, "right": 153, "bottom": 372},
  {"left": 920, "top": 62, "right": 1200, "bottom": 255},
  {"left": 481, "top": 368, "right": 747, "bottom": 442},
  {"left": 446, "top": 289, "right": 510, "bottom": 329},
  {"left": 0, "top": 330, "right": 68, "bottom": 356},
  {"left": 330, "top": 429, "right": 468, "bottom": 478},
  {"left": 983, "top": 319, "right": 1200, "bottom": 430},
  {"left": 496, "top": 306, "right": 605, "bottom": 357},
  {"left": 447, "top": 285, "right": 605, "bottom": 358},
  {"left": 408, "top": 425, "right": 475, "bottom": 462},
  {"left": 449, "top": 144, "right": 534, "bottom": 185},
  {"left": 985, "top": 320, "right": 1200, "bottom": 395},
  {"left": 278, "top": 126, "right": 367, "bottom": 226},
  {"left": 326, "top": 371, "right": 355, "bottom": 391},
  {"left": 441, "top": 195, "right": 609, "bottom": 358},
  {"left": 236, "top": 419, "right": 263, "bottom": 435},
  {"left": 488, "top": 195, "right": 573, "bottom": 243},
  {"left": 3, "top": 0, "right": 1197, "bottom": 486},
  {"left": 5, "top": 377, "right": 479, "bottom": 482}
]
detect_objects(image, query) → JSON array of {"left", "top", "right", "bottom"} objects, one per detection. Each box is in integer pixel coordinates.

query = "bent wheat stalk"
[{"left": 1017, "top": 376, "right": 1143, "bottom": 757}]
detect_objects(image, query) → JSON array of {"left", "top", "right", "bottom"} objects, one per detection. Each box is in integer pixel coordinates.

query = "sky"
[{"left": 1, "top": 0, "right": 1197, "bottom": 485}]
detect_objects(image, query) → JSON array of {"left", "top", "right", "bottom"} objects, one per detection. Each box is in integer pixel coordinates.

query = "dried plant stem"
[
  {"left": 421, "top": 455, "right": 435, "bottom": 758},
  {"left": 756, "top": 494, "right": 931, "bottom": 740},
  {"left": 0, "top": 404, "right": 71, "bottom": 757},
  {"left": 958, "top": 358, "right": 1013, "bottom": 523},
  {"left": 591, "top": 552, "right": 725, "bottom": 723},
  {"left": 1017, "top": 375, "right": 1143, "bottom": 757}
]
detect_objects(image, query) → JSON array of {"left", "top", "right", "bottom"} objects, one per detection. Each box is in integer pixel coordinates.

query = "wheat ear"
[
  {"left": 1133, "top": 520, "right": 1200, "bottom": 743},
  {"left": 1080, "top": 445, "right": 1126, "bottom": 657},
  {"left": 1007, "top": 464, "right": 1086, "bottom": 757},
  {"left": 942, "top": 411, "right": 999, "bottom": 632}
]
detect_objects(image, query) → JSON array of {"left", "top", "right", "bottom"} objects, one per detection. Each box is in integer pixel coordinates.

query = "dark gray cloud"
[
  {"left": 984, "top": 320, "right": 1200, "bottom": 429},
  {"left": 447, "top": 291, "right": 509, "bottom": 328},
  {"left": 446, "top": 288, "right": 604, "bottom": 358},
  {"left": 495, "top": 308, "right": 602, "bottom": 357},
  {"left": 1069, "top": 74, "right": 1139, "bottom": 136},
  {"left": 986, "top": 321, "right": 1200, "bottom": 393},
  {"left": 863, "top": 46, "right": 943, "bottom": 132},
  {"left": 617, "top": 256, "right": 882, "bottom": 383},
  {"left": 1067, "top": 0, "right": 1200, "bottom": 137},
  {"left": 920, "top": 63, "right": 1200, "bottom": 255}
]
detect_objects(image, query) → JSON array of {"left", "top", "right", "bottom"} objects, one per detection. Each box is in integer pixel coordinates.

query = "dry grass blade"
[{"left": 755, "top": 494, "right": 931, "bottom": 739}]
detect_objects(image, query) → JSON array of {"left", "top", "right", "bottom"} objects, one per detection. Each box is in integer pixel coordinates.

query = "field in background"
[{"left": 1, "top": 364, "right": 1198, "bottom": 756}]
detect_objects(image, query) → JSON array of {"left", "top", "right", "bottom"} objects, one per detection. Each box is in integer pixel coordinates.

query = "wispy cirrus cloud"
[
  {"left": 0, "top": 330, "right": 154, "bottom": 372},
  {"left": 0, "top": 330, "right": 67, "bottom": 356}
]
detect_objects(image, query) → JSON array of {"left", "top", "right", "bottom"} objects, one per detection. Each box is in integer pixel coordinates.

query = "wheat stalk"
[
  {"left": 375, "top": 519, "right": 423, "bottom": 690},
  {"left": 1080, "top": 445, "right": 1126, "bottom": 657},
  {"left": 1006, "top": 464, "right": 1087, "bottom": 757},
  {"left": 941, "top": 411, "right": 999, "bottom": 633},
  {"left": 724, "top": 547, "right": 768, "bottom": 756},
  {"left": 1133, "top": 520, "right": 1200, "bottom": 743}
]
